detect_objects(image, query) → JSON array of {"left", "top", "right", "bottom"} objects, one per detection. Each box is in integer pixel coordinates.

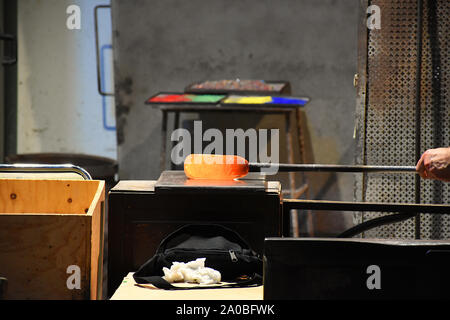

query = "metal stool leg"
[
  {"left": 170, "top": 111, "right": 180, "bottom": 170},
  {"left": 160, "top": 110, "right": 168, "bottom": 172},
  {"left": 285, "top": 111, "right": 299, "bottom": 236},
  {"left": 295, "top": 108, "right": 313, "bottom": 236}
]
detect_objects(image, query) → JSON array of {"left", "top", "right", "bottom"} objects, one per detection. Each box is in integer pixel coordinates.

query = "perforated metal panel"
[{"left": 355, "top": 0, "right": 450, "bottom": 239}]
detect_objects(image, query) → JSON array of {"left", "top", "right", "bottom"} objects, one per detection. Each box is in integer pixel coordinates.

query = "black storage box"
[{"left": 263, "top": 237, "right": 450, "bottom": 300}]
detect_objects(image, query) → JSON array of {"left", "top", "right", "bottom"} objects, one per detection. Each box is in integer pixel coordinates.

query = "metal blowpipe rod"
[
  {"left": 183, "top": 155, "right": 418, "bottom": 180},
  {"left": 249, "top": 163, "right": 417, "bottom": 174}
]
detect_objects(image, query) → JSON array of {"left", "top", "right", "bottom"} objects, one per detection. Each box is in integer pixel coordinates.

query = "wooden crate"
[{"left": 0, "top": 179, "right": 105, "bottom": 300}]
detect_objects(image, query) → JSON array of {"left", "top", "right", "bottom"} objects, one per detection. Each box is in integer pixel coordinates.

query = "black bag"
[{"left": 133, "top": 224, "right": 263, "bottom": 289}]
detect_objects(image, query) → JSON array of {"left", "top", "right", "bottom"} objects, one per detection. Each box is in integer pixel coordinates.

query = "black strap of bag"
[
  {"left": 133, "top": 224, "right": 263, "bottom": 290},
  {"left": 135, "top": 273, "right": 262, "bottom": 291}
]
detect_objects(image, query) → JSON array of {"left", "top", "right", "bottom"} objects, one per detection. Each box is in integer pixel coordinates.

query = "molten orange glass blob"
[{"left": 184, "top": 154, "right": 249, "bottom": 180}]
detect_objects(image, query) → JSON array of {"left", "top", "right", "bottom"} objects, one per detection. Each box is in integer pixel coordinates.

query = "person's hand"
[{"left": 416, "top": 147, "right": 450, "bottom": 182}]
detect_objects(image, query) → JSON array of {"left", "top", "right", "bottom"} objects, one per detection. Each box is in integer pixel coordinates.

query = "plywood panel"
[
  {"left": 89, "top": 181, "right": 105, "bottom": 299},
  {"left": 0, "top": 214, "right": 90, "bottom": 299},
  {"left": 0, "top": 179, "right": 100, "bottom": 214}
]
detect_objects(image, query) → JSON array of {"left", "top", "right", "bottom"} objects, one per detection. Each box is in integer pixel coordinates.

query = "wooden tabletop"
[{"left": 110, "top": 273, "right": 264, "bottom": 300}]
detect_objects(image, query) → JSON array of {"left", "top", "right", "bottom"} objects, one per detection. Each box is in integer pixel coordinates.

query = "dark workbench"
[{"left": 107, "top": 174, "right": 282, "bottom": 297}]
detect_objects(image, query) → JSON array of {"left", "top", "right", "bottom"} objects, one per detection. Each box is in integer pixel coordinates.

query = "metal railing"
[{"left": 0, "top": 164, "right": 92, "bottom": 180}]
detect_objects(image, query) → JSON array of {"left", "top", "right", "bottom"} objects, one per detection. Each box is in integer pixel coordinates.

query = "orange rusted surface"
[{"left": 184, "top": 154, "right": 249, "bottom": 180}]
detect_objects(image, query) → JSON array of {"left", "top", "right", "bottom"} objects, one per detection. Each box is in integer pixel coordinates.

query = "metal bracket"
[{"left": 94, "top": 5, "right": 114, "bottom": 97}]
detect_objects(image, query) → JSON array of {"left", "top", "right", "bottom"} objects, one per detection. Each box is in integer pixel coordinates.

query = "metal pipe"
[
  {"left": 427, "top": 0, "right": 443, "bottom": 239},
  {"left": 414, "top": 0, "right": 424, "bottom": 239},
  {"left": 94, "top": 5, "right": 114, "bottom": 97},
  {"left": 337, "top": 212, "right": 416, "bottom": 238},
  {"left": 282, "top": 199, "right": 450, "bottom": 215},
  {"left": 281, "top": 198, "right": 450, "bottom": 237},
  {"left": 0, "top": 164, "right": 92, "bottom": 180},
  {"left": 250, "top": 163, "right": 417, "bottom": 174}
]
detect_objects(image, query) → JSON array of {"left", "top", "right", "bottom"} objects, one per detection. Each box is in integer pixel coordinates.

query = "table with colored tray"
[{"left": 146, "top": 92, "right": 310, "bottom": 236}]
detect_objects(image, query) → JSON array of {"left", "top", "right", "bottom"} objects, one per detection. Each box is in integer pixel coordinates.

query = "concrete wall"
[{"left": 111, "top": 0, "right": 360, "bottom": 236}]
